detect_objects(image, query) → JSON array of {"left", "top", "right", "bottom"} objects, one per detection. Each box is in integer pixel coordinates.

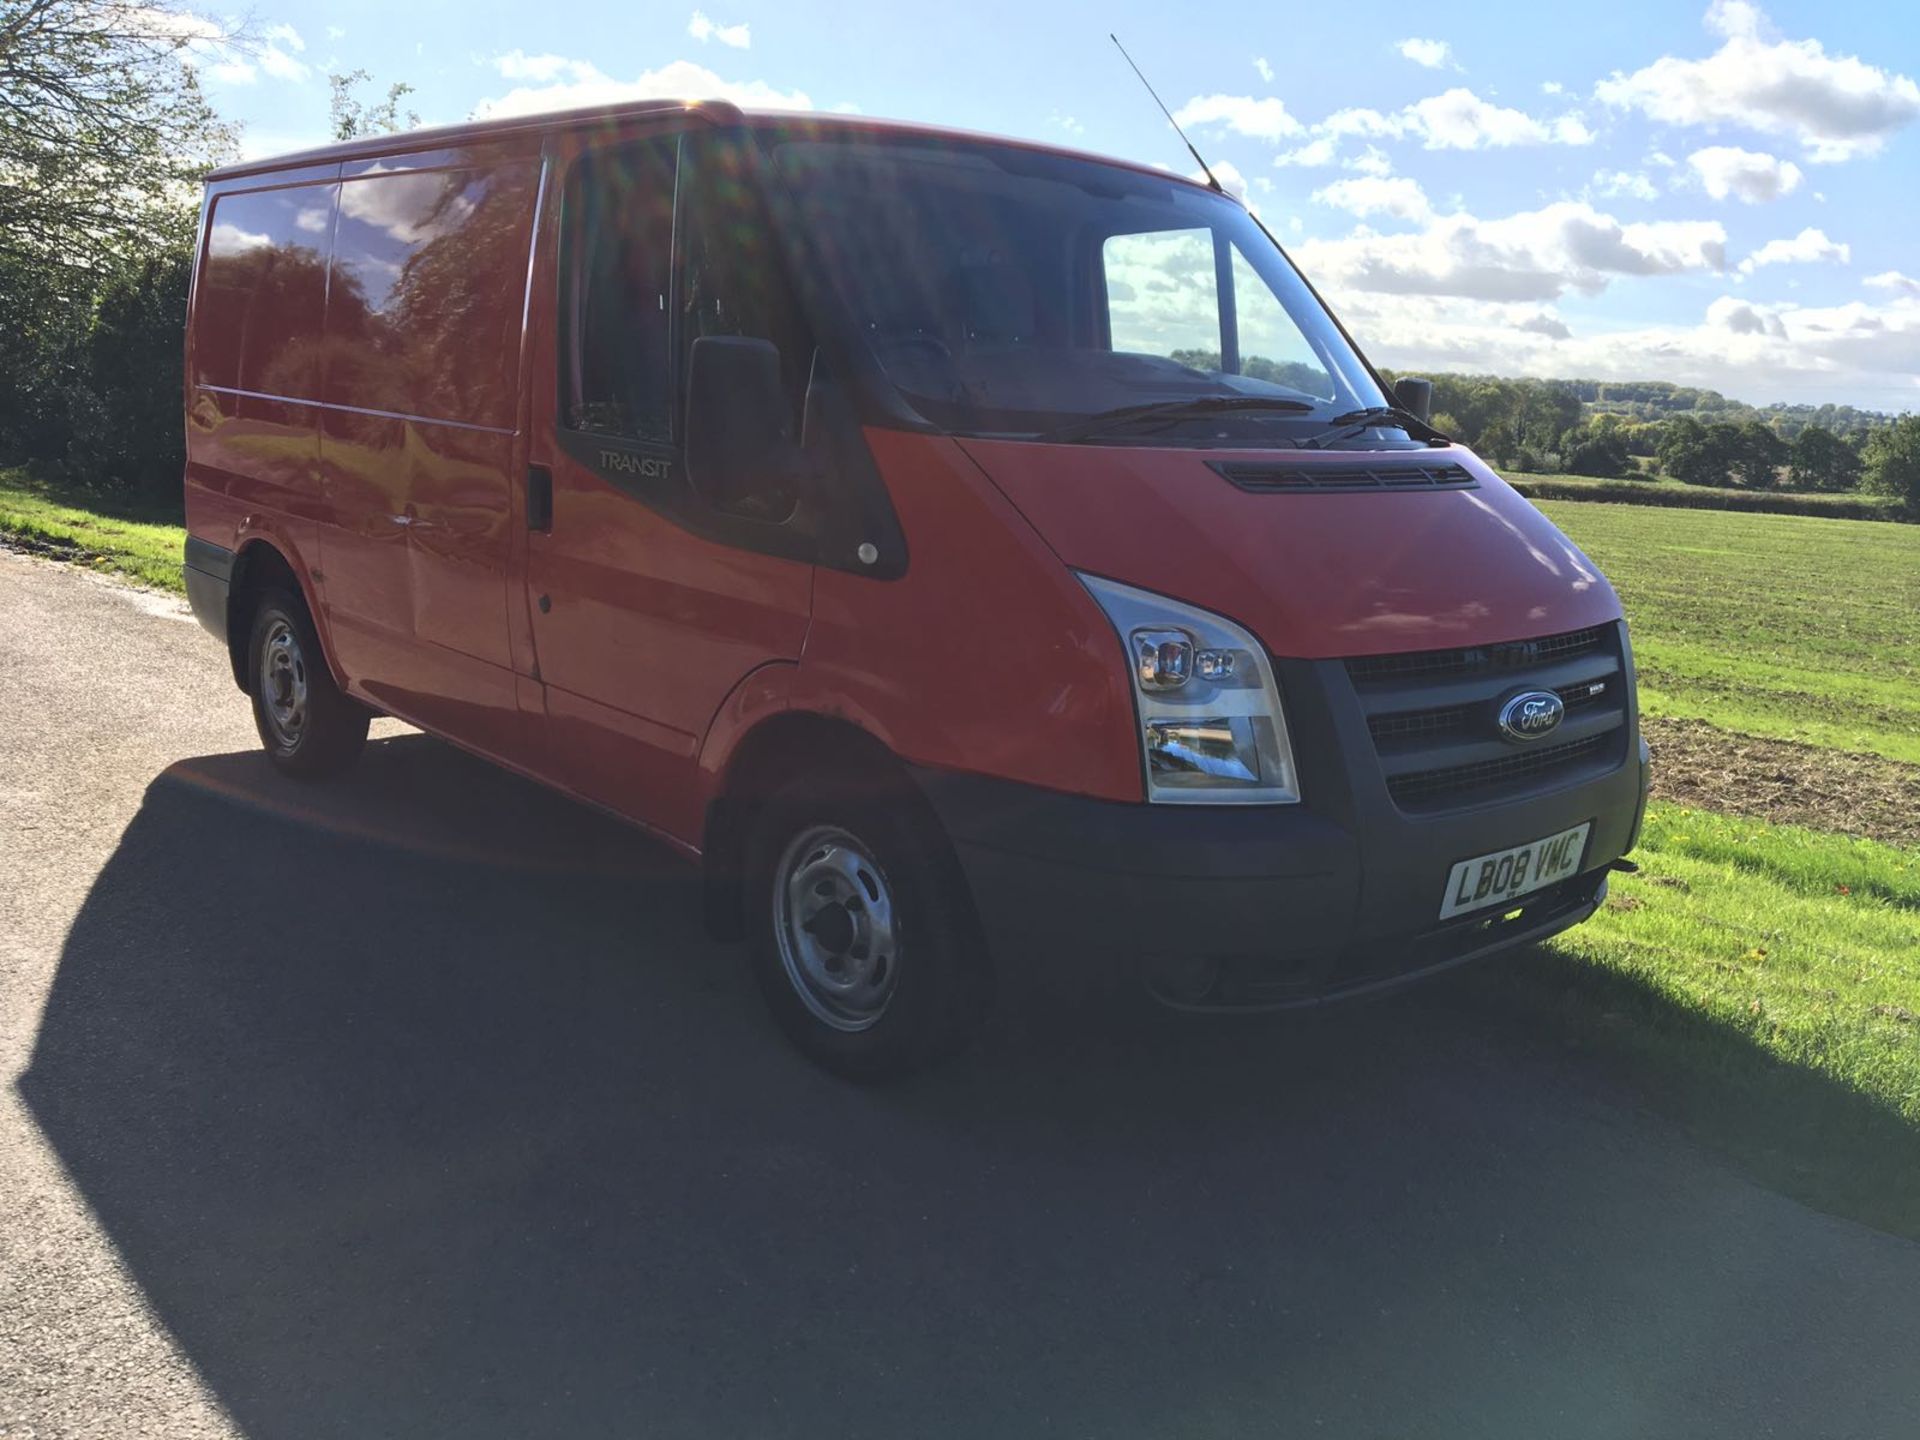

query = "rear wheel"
[
  {"left": 247, "top": 588, "right": 368, "bottom": 778},
  {"left": 746, "top": 776, "right": 989, "bottom": 1080}
]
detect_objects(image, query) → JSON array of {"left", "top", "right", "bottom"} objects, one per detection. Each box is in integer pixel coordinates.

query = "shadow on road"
[{"left": 19, "top": 736, "right": 1920, "bottom": 1438}]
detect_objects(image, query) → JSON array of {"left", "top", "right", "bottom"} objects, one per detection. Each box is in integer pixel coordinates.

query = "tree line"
[
  {"left": 2, "top": 0, "right": 1916, "bottom": 519},
  {"left": 0, "top": 0, "right": 413, "bottom": 504},
  {"left": 1387, "top": 371, "right": 1918, "bottom": 511}
]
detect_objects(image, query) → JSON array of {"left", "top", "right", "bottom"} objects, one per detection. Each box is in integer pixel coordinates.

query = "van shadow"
[{"left": 20, "top": 737, "right": 1920, "bottom": 1439}]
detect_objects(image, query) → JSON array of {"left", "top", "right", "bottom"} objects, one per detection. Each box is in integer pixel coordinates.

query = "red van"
[{"left": 182, "top": 99, "right": 1649, "bottom": 1076}]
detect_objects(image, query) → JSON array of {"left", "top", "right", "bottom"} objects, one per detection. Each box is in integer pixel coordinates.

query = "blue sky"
[{"left": 192, "top": 0, "right": 1919, "bottom": 410}]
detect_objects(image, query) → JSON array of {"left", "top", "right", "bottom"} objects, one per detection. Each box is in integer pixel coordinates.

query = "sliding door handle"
[{"left": 526, "top": 464, "right": 553, "bottom": 533}]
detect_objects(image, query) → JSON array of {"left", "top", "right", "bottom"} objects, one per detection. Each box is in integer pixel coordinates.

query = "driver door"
[{"left": 522, "top": 124, "right": 816, "bottom": 847}]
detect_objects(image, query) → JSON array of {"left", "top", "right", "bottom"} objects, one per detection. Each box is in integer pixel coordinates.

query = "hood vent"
[{"left": 1210, "top": 461, "right": 1477, "bottom": 494}]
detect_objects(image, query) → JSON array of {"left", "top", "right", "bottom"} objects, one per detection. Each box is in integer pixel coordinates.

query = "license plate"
[{"left": 1438, "top": 822, "right": 1592, "bottom": 920}]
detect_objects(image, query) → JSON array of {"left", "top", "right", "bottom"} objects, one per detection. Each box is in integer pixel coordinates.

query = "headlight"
[{"left": 1079, "top": 574, "right": 1300, "bottom": 805}]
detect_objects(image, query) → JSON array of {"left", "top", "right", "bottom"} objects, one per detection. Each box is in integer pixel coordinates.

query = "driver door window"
[{"left": 560, "top": 135, "right": 677, "bottom": 443}]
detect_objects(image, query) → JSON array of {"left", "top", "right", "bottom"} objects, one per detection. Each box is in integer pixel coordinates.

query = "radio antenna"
[{"left": 1109, "top": 33, "right": 1224, "bottom": 193}]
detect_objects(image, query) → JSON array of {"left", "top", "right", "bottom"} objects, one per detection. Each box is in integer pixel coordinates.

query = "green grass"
[
  {"left": 0, "top": 468, "right": 186, "bottom": 591},
  {"left": 1496, "top": 801, "right": 1920, "bottom": 1234},
  {"left": 1549, "top": 802, "right": 1920, "bottom": 1121},
  {"left": 1537, "top": 501, "right": 1920, "bottom": 764}
]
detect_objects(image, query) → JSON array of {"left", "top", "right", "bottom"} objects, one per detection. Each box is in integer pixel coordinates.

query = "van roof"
[{"left": 205, "top": 99, "right": 1221, "bottom": 195}]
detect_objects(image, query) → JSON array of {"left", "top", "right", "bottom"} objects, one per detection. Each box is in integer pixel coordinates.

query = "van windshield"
[{"left": 766, "top": 131, "right": 1402, "bottom": 446}]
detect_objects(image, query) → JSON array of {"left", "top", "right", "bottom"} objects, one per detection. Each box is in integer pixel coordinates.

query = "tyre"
[
  {"left": 247, "top": 587, "right": 369, "bottom": 778},
  {"left": 745, "top": 774, "right": 990, "bottom": 1080}
]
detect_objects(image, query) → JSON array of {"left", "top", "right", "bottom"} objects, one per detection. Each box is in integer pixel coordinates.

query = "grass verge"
[
  {"left": 1539, "top": 500, "right": 1920, "bottom": 764},
  {"left": 0, "top": 468, "right": 186, "bottom": 592},
  {"left": 1470, "top": 800, "right": 1920, "bottom": 1236}
]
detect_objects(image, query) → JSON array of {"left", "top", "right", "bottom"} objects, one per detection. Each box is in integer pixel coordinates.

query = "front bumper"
[{"left": 913, "top": 671, "right": 1650, "bottom": 1011}]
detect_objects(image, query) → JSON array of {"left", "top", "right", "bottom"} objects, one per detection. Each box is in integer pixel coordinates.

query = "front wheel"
[
  {"left": 745, "top": 776, "right": 990, "bottom": 1080},
  {"left": 247, "top": 588, "right": 369, "bottom": 778}
]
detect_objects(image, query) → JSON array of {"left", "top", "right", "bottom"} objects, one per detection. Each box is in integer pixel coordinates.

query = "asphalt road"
[{"left": 4, "top": 546, "right": 1919, "bottom": 1439}]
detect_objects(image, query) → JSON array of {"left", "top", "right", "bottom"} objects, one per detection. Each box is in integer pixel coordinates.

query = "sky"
[{"left": 185, "top": 0, "right": 1920, "bottom": 411}]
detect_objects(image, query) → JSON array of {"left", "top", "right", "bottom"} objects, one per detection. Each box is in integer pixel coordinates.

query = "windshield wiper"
[
  {"left": 1038, "top": 396, "right": 1315, "bottom": 444},
  {"left": 1297, "top": 405, "right": 1451, "bottom": 448}
]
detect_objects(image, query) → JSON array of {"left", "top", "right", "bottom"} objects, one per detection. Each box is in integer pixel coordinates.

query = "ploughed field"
[{"left": 5, "top": 467, "right": 1917, "bottom": 1229}]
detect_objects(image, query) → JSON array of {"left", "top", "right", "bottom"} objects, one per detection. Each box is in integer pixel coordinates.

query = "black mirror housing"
[
  {"left": 1393, "top": 376, "right": 1433, "bottom": 424},
  {"left": 684, "top": 335, "right": 803, "bottom": 516}
]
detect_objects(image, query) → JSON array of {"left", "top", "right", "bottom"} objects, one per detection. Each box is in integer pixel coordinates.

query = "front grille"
[
  {"left": 1386, "top": 733, "right": 1615, "bottom": 810},
  {"left": 1365, "top": 677, "right": 1614, "bottom": 747},
  {"left": 1211, "top": 461, "right": 1476, "bottom": 494},
  {"left": 1347, "top": 625, "right": 1607, "bottom": 686},
  {"left": 1347, "top": 624, "right": 1629, "bottom": 813}
]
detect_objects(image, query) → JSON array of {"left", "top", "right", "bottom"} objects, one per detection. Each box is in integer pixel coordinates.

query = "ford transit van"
[{"left": 182, "top": 100, "right": 1650, "bottom": 1076}]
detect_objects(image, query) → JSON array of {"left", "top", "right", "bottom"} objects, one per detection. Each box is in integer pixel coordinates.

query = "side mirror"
[
  {"left": 1393, "top": 376, "right": 1433, "bottom": 424},
  {"left": 684, "top": 335, "right": 806, "bottom": 517}
]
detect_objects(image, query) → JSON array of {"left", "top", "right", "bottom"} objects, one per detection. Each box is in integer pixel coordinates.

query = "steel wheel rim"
[
  {"left": 773, "top": 825, "right": 899, "bottom": 1033},
  {"left": 260, "top": 617, "right": 309, "bottom": 751}
]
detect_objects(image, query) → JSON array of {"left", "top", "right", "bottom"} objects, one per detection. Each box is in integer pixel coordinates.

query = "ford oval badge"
[{"left": 1498, "top": 690, "right": 1565, "bottom": 743}]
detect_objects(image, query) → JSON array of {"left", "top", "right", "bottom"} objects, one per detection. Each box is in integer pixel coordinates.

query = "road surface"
[{"left": 3, "top": 546, "right": 1918, "bottom": 1438}]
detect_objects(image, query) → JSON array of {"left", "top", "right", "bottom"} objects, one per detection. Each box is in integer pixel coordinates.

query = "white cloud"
[
  {"left": 1647, "top": 150, "right": 1677, "bottom": 168},
  {"left": 495, "top": 50, "right": 574, "bottom": 82},
  {"left": 476, "top": 56, "right": 812, "bottom": 118},
  {"left": 1172, "top": 93, "right": 1302, "bottom": 142},
  {"left": 1865, "top": 270, "right": 1920, "bottom": 296},
  {"left": 155, "top": 9, "right": 307, "bottom": 87},
  {"left": 1296, "top": 200, "right": 1726, "bottom": 302},
  {"left": 1323, "top": 88, "right": 1592, "bottom": 149},
  {"left": 260, "top": 42, "right": 309, "bottom": 83},
  {"left": 1518, "top": 312, "right": 1573, "bottom": 340},
  {"left": 1397, "top": 38, "right": 1455, "bottom": 70},
  {"left": 1311, "top": 175, "right": 1432, "bottom": 223},
  {"left": 1254, "top": 56, "right": 1273, "bottom": 83},
  {"left": 326, "top": 25, "right": 346, "bottom": 41},
  {"left": 1737, "top": 226, "right": 1850, "bottom": 274},
  {"left": 1591, "top": 169, "right": 1659, "bottom": 200},
  {"left": 294, "top": 205, "right": 330, "bottom": 234},
  {"left": 1686, "top": 145, "right": 1804, "bottom": 202},
  {"left": 1050, "top": 112, "right": 1085, "bottom": 136},
  {"left": 1595, "top": 2, "right": 1920, "bottom": 161},
  {"left": 1346, "top": 145, "right": 1393, "bottom": 177},
  {"left": 1327, "top": 287, "right": 1920, "bottom": 408},
  {"left": 688, "top": 10, "right": 751, "bottom": 49},
  {"left": 1706, "top": 294, "right": 1788, "bottom": 337},
  {"left": 1541, "top": 80, "right": 1565, "bottom": 96},
  {"left": 1274, "top": 135, "right": 1339, "bottom": 168}
]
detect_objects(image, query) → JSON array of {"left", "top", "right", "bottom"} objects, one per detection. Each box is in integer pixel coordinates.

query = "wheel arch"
[
  {"left": 224, "top": 536, "right": 344, "bottom": 692},
  {"left": 701, "top": 709, "right": 934, "bottom": 942}
]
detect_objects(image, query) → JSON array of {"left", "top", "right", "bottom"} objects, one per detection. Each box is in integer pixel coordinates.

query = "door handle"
[{"left": 526, "top": 464, "right": 553, "bottom": 533}]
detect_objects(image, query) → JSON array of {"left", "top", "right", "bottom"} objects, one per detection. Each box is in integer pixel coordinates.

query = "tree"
[
  {"left": 1788, "top": 425, "right": 1864, "bottom": 492},
  {"left": 0, "top": 0, "right": 235, "bottom": 474},
  {"left": 1731, "top": 419, "right": 1788, "bottom": 488},
  {"left": 1561, "top": 424, "right": 1632, "bottom": 478},
  {"left": 1863, "top": 416, "right": 1920, "bottom": 515},
  {"left": 1655, "top": 416, "right": 1712, "bottom": 484},
  {"left": 329, "top": 68, "right": 419, "bottom": 141},
  {"left": 0, "top": 2, "right": 235, "bottom": 279},
  {"left": 60, "top": 245, "right": 192, "bottom": 491}
]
